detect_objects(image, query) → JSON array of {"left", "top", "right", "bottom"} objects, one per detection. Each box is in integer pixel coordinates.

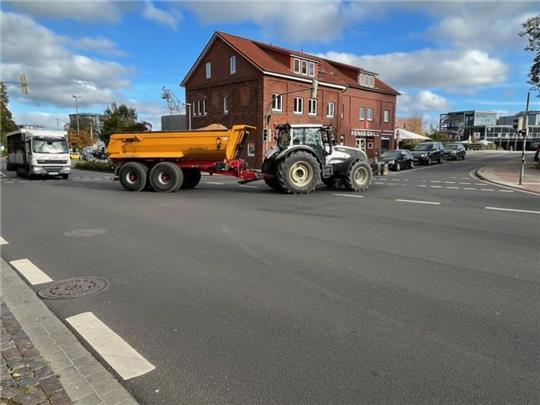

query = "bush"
[{"left": 75, "top": 161, "right": 114, "bottom": 172}]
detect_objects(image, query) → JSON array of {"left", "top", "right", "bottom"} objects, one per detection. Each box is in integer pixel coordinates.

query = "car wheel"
[
  {"left": 395, "top": 162, "right": 401, "bottom": 172},
  {"left": 427, "top": 156, "right": 432, "bottom": 165},
  {"left": 410, "top": 160, "right": 414, "bottom": 169}
]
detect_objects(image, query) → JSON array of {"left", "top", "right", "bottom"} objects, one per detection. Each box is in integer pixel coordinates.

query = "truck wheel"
[
  {"left": 181, "top": 169, "right": 201, "bottom": 189},
  {"left": 264, "top": 176, "right": 283, "bottom": 191},
  {"left": 276, "top": 151, "right": 320, "bottom": 194},
  {"left": 149, "top": 162, "right": 183, "bottom": 192},
  {"left": 344, "top": 160, "right": 372, "bottom": 192},
  {"left": 119, "top": 162, "right": 148, "bottom": 192}
]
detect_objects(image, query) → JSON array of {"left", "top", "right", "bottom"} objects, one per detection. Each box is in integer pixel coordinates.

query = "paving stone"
[
  {"left": 21, "top": 348, "right": 40, "bottom": 359},
  {"left": 84, "top": 371, "right": 110, "bottom": 387},
  {"left": 40, "top": 375, "right": 64, "bottom": 396},
  {"left": 2, "top": 347, "right": 21, "bottom": 360},
  {"left": 92, "top": 378, "right": 122, "bottom": 396},
  {"left": 16, "top": 375, "right": 39, "bottom": 387},
  {"left": 11, "top": 386, "right": 46, "bottom": 404},
  {"left": 34, "top": 366, "right": 55, "bottom": 380},
  {"left": 49, "top": 390, "right": 73, "bottom": 405},
  {"left": 0, "top": 385, "right": 19, "bottom": 399},
  {"left": 73, "top": 393, "right": 102, "bottom": 405},
  {"left": 101, "top": 389, "right": 132, "bottom": 405},
  {"left": 11, "top": 366, "right": 34, "bottom": 378},
  {"left": 26, "top": 358, "right": 48, "bottom": 371},
  {"left": 6, "top": 357, "right": 25, "bottom": 370}
]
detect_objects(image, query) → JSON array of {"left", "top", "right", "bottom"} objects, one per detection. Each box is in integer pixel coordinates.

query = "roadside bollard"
[{"left": 383, "top": 163, "right": 389, "bottom": 176}]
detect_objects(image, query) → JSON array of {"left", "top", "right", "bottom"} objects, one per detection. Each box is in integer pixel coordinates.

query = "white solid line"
[
  {"left": 0, "top": 236, "right": 8, "bottom": 245},
  {"left": 205, "top": 181, "right": 225, "bottom": 185},
  {"left": 66, "top": 312, "right": 155, "bottom": 380},
  {"left": 333, "top": 193, "right": 363, "bottom": 198},
  {"left": 374, "top": 182, "right": 384, "bottom": 185},
  {"left": 238, "top": 184, "right": 257, "bottom": 188},
  {"left": 464, "top": 187, "right": 477, "bottom": 191},
  {"left": 396, "top": 199, "right": 441, "bottom": 205},
  {"left": 10, "top": 259, "right": 52, "bottom": 285},
  {"left": 485, "top": 206, "right": 540, "bottom": 215}
]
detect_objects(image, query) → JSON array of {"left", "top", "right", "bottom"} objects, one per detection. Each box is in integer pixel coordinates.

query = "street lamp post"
[{"left": 72, "top": 95, "right": 81, "bottom": 136}]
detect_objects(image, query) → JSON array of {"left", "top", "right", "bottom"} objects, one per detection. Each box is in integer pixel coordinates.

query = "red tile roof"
[{"left": 217, "top": 32, "right": 399, "bottom": 96}]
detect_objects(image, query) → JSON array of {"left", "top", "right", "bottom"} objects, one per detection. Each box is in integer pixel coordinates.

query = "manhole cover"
[
  {"left": 37, "top": 278, "right": 108, "bottom": 300},
  {"left": 64, "top": 228, "right": 107, "bottom": 238}
]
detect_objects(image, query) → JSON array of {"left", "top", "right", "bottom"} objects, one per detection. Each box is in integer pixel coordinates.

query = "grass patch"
[{"left": 75, "top": 161, "right": 114, "bottom": 172}]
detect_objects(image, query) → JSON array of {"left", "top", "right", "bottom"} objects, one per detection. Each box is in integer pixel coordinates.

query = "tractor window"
[{"left": 290, "top": 128, "right": 324, "bottom": 148}]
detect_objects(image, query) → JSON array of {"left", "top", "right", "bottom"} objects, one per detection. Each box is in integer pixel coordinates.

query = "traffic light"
[{"left": 263, "top": 128, "right": 271, "bottom": 142}]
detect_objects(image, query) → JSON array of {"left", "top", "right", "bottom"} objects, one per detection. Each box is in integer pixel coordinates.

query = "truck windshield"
[{"left": 32, "top": 138, "right": 68, "bottom": 154}]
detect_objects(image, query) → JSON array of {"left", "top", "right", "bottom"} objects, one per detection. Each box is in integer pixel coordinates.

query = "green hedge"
[{"left": 75, "top": 161, "right": 114, "bottom": 172}]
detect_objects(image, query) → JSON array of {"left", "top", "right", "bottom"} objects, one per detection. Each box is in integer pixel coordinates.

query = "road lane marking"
[
  {"left": 0, "top": 236, "right": 8, "bottom": 245},
  {"left": 430, "top": 180, "right": 442, "bottom": 183},
  {"left": 388, "top": 183, "right": 399, "bottom": 186},
  {"left": 475, "top": 183, "right": 487, "bottom": 186},
  {"left": 333, "top": 193, "right": 363, "bottom": 198},
  {"left": 485, "top": 206, "right": 540, "bottom": 215},
  {"left": 66, "top": 312, "right": 155, "bottom": 380},
  {"left": 205, "top": 181, "right": 225, "bottom": 185},
  {"left": 374, "top": 182, "right": 384, "bottom": 185},
  {"left": 10, "top": 259, "right": 52, "bottom": 285},
  {"left": 417, "top": 184, "right": 428, "bottom": 187},
  {"left": 446, "top": 186, "right": 459, "bottom": 189},
  {"left": 238, "top": 184, "right": 258, "bottom": 189},
  {"left": 430, "top": 185, "right": 443, "bottom": 188},
  {"left": 480, "top": 188, "right": 495, "bottom": 192},
  {"left": 464, "top": 187, "right": 477, "bottom": 191},
  {"left": 497, "top": 190, "right": 514, "bottom": 193},
  {"left": 396, "top": 199, "right": 441, "bottom": 205},
  {"left": 459, "top": 182, "right": 472, "bottom": 185},
  {"left": 444, "top": 181, "right": 456, "bottom": 184}
]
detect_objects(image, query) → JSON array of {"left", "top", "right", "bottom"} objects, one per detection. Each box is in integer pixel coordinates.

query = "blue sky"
[{"left": 2, "top": 1, "right": 539, "bottom": 131}]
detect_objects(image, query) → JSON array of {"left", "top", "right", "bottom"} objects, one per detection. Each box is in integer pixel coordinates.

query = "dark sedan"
[
  {"left": 443, "top": 143, "right": 466, "bottom": 160},
  {"left": 380, "top": 149, "right": 415, "bottom": 171}
]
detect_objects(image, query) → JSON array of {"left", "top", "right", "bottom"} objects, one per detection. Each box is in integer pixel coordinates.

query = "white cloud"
[
  {"left": 74, "top": 37, "right": 127, "bottom": 57},
  {"left": 0, "top": 11, "right": 133, "bottom": 108},
  {"left": 4, "top": 0, "right": 130, "bottom": 23},
  {"left": 12, "top": 111, "right": 70, "bottom": 130},
  {"left": 417, "top": 90, "right": 449, "bottom": 111},
  {"left": 397, "top": 90, "right": 449, "bottom": 117},
  {"left": 143, "top": 1, "right": 181, "bottom": 30},
  {"left": 320, "top": 49, "right": 508, "bottom": 91}
]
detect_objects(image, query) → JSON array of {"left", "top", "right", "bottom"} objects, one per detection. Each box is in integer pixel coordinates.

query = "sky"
[{"left": 1, "top": 0, "right": 539, "bottom": 131}]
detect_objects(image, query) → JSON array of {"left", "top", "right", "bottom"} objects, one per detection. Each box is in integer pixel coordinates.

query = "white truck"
[{"left": 6, "top": 128, "right": 71, "bottom": 179}]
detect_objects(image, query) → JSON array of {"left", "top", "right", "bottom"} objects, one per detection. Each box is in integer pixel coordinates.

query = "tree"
[
  {"left": 1, "top": 83, "right": 18, "bottom": 147},
  {"left": 396, "top": 114, "right": 423, "bottom": 134},
  {"left": 520, "top": 16, "right": 540, "bottom": 93},
  {"left": 68, "top": 128, "right": 93, "bottom": 152},
  {"left": 100, "top": 103, "right": 148, "bottom": 145}
]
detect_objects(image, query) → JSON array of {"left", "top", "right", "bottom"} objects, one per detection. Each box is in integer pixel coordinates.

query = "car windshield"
[
  {"left": 414, "top": 143, "right": 433, "bottom": 151},
  {"left": 382, "top": 151, "right": 400, "bottom": 159},
  {"left": 32, "top": 138, "right": 68, "bottom": 154},
  {"left": 446, "top": 144, "right": 458, "bottom": 150}
]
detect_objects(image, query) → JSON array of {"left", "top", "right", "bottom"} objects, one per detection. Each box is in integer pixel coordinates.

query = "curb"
[
  {"left": 0, "top": 259, "right": 138, "bottom": 405},
  {"left": 475, "top": 167, "right": 540, "bottom": 196}
]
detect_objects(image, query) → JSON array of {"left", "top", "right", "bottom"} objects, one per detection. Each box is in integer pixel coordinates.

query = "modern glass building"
[{"left": 439, "top": 111, "right": 497, "bottom": 141}]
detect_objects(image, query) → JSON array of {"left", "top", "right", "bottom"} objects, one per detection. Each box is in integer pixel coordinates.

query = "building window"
[
  {"left": 205, "top": 62, "right": 211, "bottom": 79},
  {"left": 384, "top": 110, "right": 390, "bottom": 123},
  {"left": 359, "top": 73, "right": 374, "bottom": 88},
  {"left": 367, "top": 108, "right": 374, "bottom": 121},
  {"left": 308, "top": 99, "right": 317, "bottom": 116},
  {"left": 359, "top": 107, "right": 366, "bottom": 121},
  {"left": 294, "top": 97, "right": 303, "bottom": 114},
  {"left": 326, "top": 102, "right": 335, "bottom": 118},
  {"left": 247, "top": 143, "right": 256, "bottom": 157},
  {"left": 200, "top": 99, "right": 207, "bottom": 116},
  {"left": 301, "top": 60, "right": 308, "bottom": 75},
  {"left": 272, "top": 93, "right": 283, "bottom": 112},
  {"left": 230, "top": 56, "right": 236, "bottom": 74},
  {"left": 308, "top": 62, "right": 315, "bottom": 77},
  {"left": 294, "top": 59, "right": 301, "bottom": 73},
  {"left": 223, "top": 96, "right": 229, "bottom": 114}
]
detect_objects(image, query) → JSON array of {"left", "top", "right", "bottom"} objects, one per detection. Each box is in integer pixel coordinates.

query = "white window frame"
[
  {"left": 308, "top": 99, "right": 317, "bottom": 116},
  {"left": 294, "top": 59, "right": 301, "bottom": 74},
  {"left": 308, "top": 62, "right": 315, "bottom": 77},
  {"left": 326, "top": 102, "right": 335, "bottom": 118},
  {"left": 301, "top": 60, "right": 308, "bottom": 75},
  {"left": 192, "top": 100, "right": 199, "bottom": 116},
  {"left": 367, "top": 108, "right": 374, "bottom": 121},
  {"left": 202, "top": 99, "right": 207, "bottom": 116},
  {"left": 384, "top": 110, "right": 390, "bottom": 123},
  {"left": 205, "top": 62, "right": 211, "bottom": 79},
  {"left": 271, "top": 93, "right": 283, "bottom": 112},
  {"left": 247, "top": 143, "right": 256, "bottom": 157},
  {"left": 223, "top": 96, "right": 229, "bottom": 114},
  {"left": 359, "top": 107, "right": 366, "bottom": 121},
  {"left": 359, "top": 73, "right": 374, "bottom": 88},
  {"left": 293, "top": 97, "right": 304, "bottom": 115},
  {"left": 229, "top": 56, "right": 236, "bottom": 74}
]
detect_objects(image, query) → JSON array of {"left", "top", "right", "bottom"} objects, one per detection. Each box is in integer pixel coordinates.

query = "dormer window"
[
  {"left": 293, "top": 58, "right": 315, "bottom": 77},
  {"left": 359, "top": 73, "right": 374, "bottom": 88}
]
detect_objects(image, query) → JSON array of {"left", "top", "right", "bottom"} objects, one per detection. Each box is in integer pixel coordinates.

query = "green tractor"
[{"left": 262, "top": 124, "right": 373, "bottom": 194}]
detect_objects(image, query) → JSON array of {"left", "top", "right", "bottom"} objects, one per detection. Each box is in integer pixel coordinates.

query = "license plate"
[{"left": 49, "top": 172, "right": 59, "bottom": 175}]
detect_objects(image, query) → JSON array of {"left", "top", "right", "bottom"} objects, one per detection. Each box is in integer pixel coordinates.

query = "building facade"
[
  {"left": 439, "top": 110, "right": 497, "bottom": 142},
  {"left": 181, "top": 32, "right": 399, "bottom": 166},
  {"left": 68, "top": 113, "right": 105, "bottom": 138}
]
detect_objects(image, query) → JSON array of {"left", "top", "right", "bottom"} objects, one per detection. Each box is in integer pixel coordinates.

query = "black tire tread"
[
  {"left": 343, "top": 160, "right": 372, "bottom": 192},
  {"left": 276, "top": 151, "right": 320, "bottom": 194},
  {"left": 119, "top": 162, "right": 148, "bottom": 192},
  {"left": 149, "top": 162, "right": 182, "bottom": 192}
]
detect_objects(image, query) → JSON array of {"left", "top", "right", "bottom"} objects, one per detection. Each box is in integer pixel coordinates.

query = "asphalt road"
[{"left": 1, "top": 152, "right": 539, "bottom": 404}]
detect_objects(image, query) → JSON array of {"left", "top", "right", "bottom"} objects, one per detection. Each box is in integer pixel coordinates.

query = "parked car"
[
  {"left": 411, "top": 141, "right": 444, "bottom": 165},
  {"left": 444, "top": 143, "right": 466, "bottom": 160},
  {"left": 380, "top": 149, "right": 415, "bottom": 171}
]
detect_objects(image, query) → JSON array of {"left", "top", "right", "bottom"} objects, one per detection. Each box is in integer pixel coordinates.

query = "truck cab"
[{"left": 7, "top": 129, "right": 71, "bottom": 178}]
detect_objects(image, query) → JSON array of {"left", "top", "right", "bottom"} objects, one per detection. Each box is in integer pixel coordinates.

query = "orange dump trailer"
[{"left": 108, "top": 125, "right": 257, "bottom": 192}]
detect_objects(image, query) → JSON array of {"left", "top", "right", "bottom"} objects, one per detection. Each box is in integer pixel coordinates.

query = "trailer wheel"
[
  {"left": 149, "top": 162, "right": 183, "bottom": 192},
  {"left": 276, "top": 151, "right": 320, "bottom": 194},
  {"left": 119, "top": 162, "right": 148, "bottom": 192},
  {"left": 181, "top": 169, "right": 201, "bottom": 189},
  {"left": 343, "top": 160, "right": 372, "bottom": 192}
]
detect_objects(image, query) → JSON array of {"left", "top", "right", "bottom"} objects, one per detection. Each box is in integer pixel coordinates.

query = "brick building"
[{"left": 181, "top": 32, "right": 399, "bottom": 166}]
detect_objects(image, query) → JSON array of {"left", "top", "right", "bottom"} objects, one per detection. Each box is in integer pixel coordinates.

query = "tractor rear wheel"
[
  {"left": 119, "top": 162, "right": 148, "bottom": 192},
  {"left": 181, "top": 168, "right": 201, "bottom": 189},
  {"left": 149, "top": 162, "right": 183, "bottom": 192},
  {"left": 264, "top": 176, "right": 283, "bottom": 191},
  {"left": 343, "top": 160, "right": 372, "bottom": 192},
  {"left": 276, "top": 151, "right": 320, "bottom": 194}
]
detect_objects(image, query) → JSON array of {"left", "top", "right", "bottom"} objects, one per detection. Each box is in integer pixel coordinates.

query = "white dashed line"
[
  {"left": 333, "top": 193, "right": 364, "bottom": 198},
  {"left": 446, "top": 186, "right": 459, "bottom": 189},
  {"left": 396, "top": 199, "right": 441, "bottom": 205},
  {"left": 459, "top": 182, "right": 472, "bottom": 185},
  {"left": 430, "top": 180, "right": 442, "bottom": 183},
  {"left": 480, "top": 188, "right": 495, "bottom": 192},
  {"left": 497, "top": 190, "right": 514, "bottom": 193},
  {"left": 0, "top": 236, "right": 8, "bottom": 245},
  {"left": 464, "top": 187, "right": 477, "bottom": 191},
  {"left": 66, "top": 312, "right": 155, "bottom": 380},
  {"left": 374, "top": 182, "right": 385, "bottom": 185},
  {"left": 430, "top": 185, "right": 443, "bottom": 188},
  {"left": 10, "top": 259, "right": 53, "bottom": 285},
  {"left": 485, "top": 207, "right": 540, "bottom": 215},
  {"left": 475, "top": 183, "right": 487, "bottom": 186},
  {"left": 205, "top": 181, "right": 225, "bottom": 185},
  {"left": 417, "top": 184, "right": 428, "bottom": 187},
  {"left": 444, "top": 181, "right": 456, "bottom": 184}
]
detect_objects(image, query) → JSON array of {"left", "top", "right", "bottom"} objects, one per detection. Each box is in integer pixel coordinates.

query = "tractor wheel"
[
  {"left": 264, "top": 176, "right": 283, "bottom": 191},
  {"left": 343, "top": 160, "right": 372, "bottom": 192},
  {"left": 276, "top": 151, "right": 320, "bottom": 194},
  {"left": 148, "top": 162, "right": 183, "bottom": 192},
  {"left": 181, "top": 168, "right": 201, "bottom": 189},
  {"left": 119, "top": 162, "right": 148, "bottom": 192}
]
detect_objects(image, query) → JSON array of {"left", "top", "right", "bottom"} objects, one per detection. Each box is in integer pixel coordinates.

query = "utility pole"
[
  {"left": 72, "top": 95, "right": 81, "bottom": 136},
  {"left": 519, "top": 92, "right": 530, "bottom": 185}
]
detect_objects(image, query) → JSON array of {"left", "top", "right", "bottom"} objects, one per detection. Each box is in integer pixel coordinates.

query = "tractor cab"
[{"left": 275, "top": 124, "right": 334, "bottom": 162}]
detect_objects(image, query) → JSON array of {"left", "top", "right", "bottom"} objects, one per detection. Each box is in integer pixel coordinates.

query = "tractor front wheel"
[{"left": 343, "top": 160, "right": 372, "bottom": 192}]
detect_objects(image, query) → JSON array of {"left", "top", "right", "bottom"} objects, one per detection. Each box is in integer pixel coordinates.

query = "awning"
[{"left": 395, "top": 128, "right": 430, "bottom": 141}]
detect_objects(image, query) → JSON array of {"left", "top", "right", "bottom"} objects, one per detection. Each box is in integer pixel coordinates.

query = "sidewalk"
[
  {"left": 476, "top": 163, "right": 540, "bottom": 194},
  {"left": 0, "top": 259, "right": 138, "bottom": 405}
]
